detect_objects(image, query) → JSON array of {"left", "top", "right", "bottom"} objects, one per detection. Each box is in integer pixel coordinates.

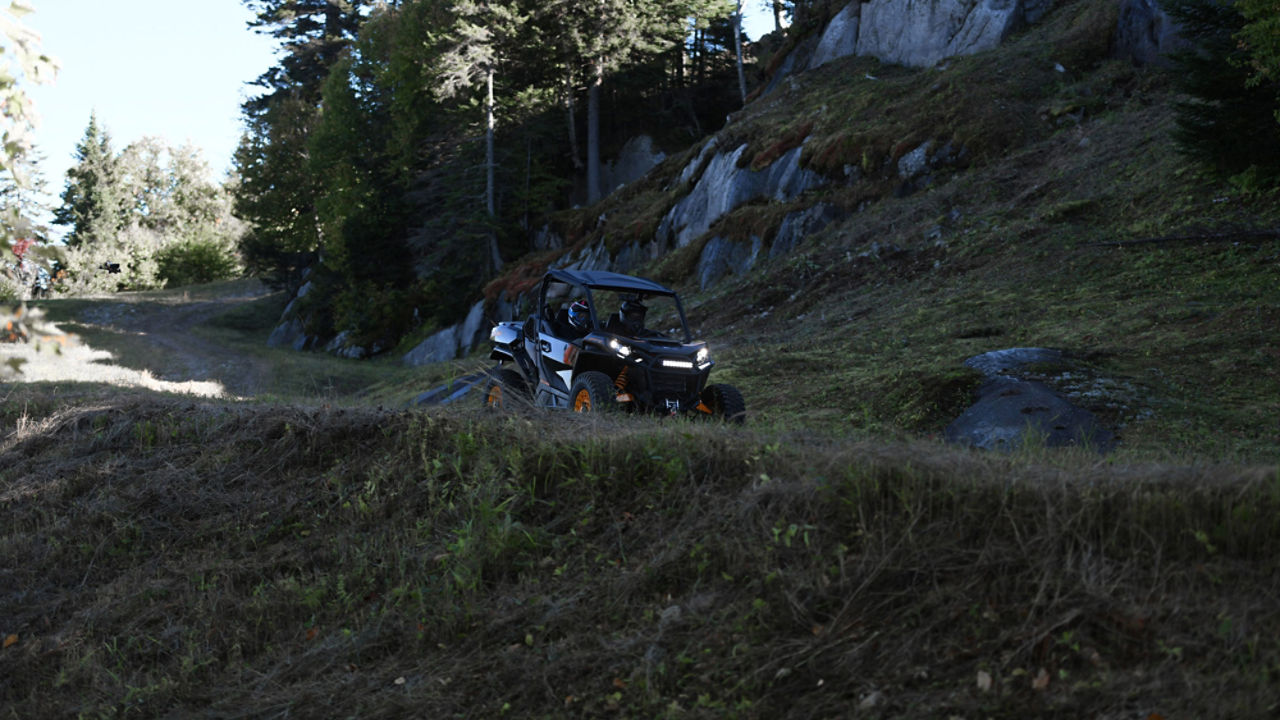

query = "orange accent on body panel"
[{"left": 695, "top": 402, "right": 713, "bottom": 414}]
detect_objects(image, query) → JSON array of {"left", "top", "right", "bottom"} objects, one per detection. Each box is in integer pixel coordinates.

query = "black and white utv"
[{"left": 484, "top": 269, "right": 745, "bottom": 422}]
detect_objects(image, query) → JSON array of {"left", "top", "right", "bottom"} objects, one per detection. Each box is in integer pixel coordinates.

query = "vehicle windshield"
[{"left": 591, "top": 289, "right": 688, "bottom": 342}]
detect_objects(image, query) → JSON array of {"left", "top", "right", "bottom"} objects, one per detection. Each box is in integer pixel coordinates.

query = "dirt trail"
[{"left": 69, "top": 283, "right": 279, "bottom": 397}]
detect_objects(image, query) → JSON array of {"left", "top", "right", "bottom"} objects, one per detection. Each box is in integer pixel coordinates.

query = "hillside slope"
[
  {"left": 468, "top": 0, "right": 1279, "bottom": 461},
  {"left": 1, "top": 392, "right": 1277, "bottom": 717},
  {"left": 3, "top": 1, "right": 1280, "bottom": 716}
]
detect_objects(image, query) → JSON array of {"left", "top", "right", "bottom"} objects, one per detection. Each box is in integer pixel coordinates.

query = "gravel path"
[{"left": 2, "top": 283, "right": 279, "bottom": 399}]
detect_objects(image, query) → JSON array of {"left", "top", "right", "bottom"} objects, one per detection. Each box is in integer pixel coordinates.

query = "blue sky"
[
  {"left": 26, "top": 2, "right": 775, "bottom": 229},
  {"left": 27, "top": 2, "right": 276, "bottom": 203}
]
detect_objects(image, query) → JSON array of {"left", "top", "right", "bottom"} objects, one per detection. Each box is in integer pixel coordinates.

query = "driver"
[
  {"left": 618, "top": 298, "right": 647, "bottom": 335},
  {"left": 566, "top": 299, "right": 591, "bottom": 337}
]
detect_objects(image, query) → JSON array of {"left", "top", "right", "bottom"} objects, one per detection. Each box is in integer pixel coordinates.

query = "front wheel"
[
  {"left": 699, "top": 383, "right": 746, "bottom": 424},
  {"left": 482, "top": 368, "right": 527, "bottom": 409},
  {"left": 569, "top": 371, "right": 617, "bottom": 413}
]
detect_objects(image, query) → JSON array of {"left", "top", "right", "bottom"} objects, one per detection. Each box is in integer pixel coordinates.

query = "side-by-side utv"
[{"left": 484, "top": 269, "right": 745, "bottom": 422}]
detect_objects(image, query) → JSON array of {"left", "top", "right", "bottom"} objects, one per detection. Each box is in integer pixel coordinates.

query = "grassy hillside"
[
  {"left": 513, "top": 0, "right": 1280, "bottom": 462},
  {"left": 2, "top": 392, "right": 1277, "bottom": 718},
  {"left": 3, "top": 0, "right": 1280, "bottom": 716}
]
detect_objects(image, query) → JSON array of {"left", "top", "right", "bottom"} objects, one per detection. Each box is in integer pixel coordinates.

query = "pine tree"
[
  {"left": 52, "top": 113, "right": 127, "bottom": 248},
  {"left": 1164, "top": 0, "right": 1280, "bottom": 187},
  {"left": 244, "top": 0, "right": 372, "bottom": 108},
  {"left": 1236, "top": 0, "right": 1280, "bottom": 108},
  {"left": 235, "top": 0, "right": 370, "bottom": 284},
  {"left": 437, "top": 0, "right": 529, "bottom": 274}
]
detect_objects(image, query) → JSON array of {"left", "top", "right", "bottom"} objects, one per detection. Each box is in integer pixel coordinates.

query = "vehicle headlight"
[
  {"left": 609, "top": 338, "right": 633, "bottom": 358},
  {"left": 696, "top": 347, "right": 710, "bottom": 364}
]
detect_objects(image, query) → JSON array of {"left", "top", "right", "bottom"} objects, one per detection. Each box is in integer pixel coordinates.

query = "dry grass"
[
  {"left": 3, "top": 1, "right": 1280, "bottom": 714},
  {"left": 2, "top": 391, "right": 1278, "bottom": 718}
]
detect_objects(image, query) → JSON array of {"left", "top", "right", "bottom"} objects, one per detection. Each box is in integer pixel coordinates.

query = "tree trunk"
[
  {"left": 586, "top": 59, "right": 603, "bottom": 205},
  {"left": 485, "top": 68, "right": 503, "bottom": 273},
  {"left": 734, "top": 0, "right": 748, "bottom": 105},
  {"left": 773, "top": 0, "right": 784, "bottom": 32},
  {"left": 486, "top": 68, "right": 495, "bottom": 218},
  {"left": 565, "top": 69, "right": 583, "bottom": 170}
]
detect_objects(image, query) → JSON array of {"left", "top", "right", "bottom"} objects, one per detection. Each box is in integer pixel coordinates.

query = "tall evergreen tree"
[
  {"left": 52, "top": 112, "right": 126, "bottom": 248},
  {"left": 235, "top": 0, "right": 371, "bottom": 284},
  {"left": 244, "top": 0, "right": 372, "bottom": 107},
  {"left": 1236, "top": 0, "right": 1280, "bottom": 117},
  {"left": 1164, "top": 0, "right": 1280, "bottom": 187},
  {"left": 436, "top": 0, "right": 529, "bottom": 274}
]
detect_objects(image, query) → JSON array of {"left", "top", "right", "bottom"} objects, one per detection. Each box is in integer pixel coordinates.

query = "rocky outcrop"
[
  {"left": 810, "top": 2, "right": 862, "bottom": 69},
  {"left": 770, "top": 203, "right": 845, "bottom": 259},
  {"left": 402, "top": 300, "right": 488, "bottom": 366},
  {"left": 693, "top": 203, "right": 846, "bottom": 290},
  {"left": 266, "top": 316, "right": 312, "bottom": 351},
  {"left": 267, "top": 279, "right": 319, "bottom": 351},
  {"left": 698, "top": 236, "right": 762, "bottom": 290},
  {"left": 858, "top": 0, "right": 1047, "bottom": 68},
  {"left": 600, "top": 136, "right": 667, "bottom": 195},
  {"left": 1114, "top": 0, "right": 1187, "bottom": 67},
  {"left": 658, "top": 142, "right": 826, "bottom": 248},
  {"left": 770, "top": 0, "right": 1056, "bottom": 93}
]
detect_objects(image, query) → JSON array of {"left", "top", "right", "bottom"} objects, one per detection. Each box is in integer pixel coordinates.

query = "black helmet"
[
  {"left": 567, "top": 299, "right": 590, "bottom": 329},
  {"left": 620, "top": 298, "right": 647, "bottom": 328}
]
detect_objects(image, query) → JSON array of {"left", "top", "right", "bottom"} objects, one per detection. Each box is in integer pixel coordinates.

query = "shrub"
[{"left": 157, "top": 239, "right": 240, "bottom": 288}]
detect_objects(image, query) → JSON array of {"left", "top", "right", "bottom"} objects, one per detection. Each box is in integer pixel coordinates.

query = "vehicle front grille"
[{"left": 649, "top": 370, "right": 696, "bottom": 396}]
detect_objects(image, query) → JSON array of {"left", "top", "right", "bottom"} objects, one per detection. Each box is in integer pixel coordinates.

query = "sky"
[
  {"left": 26, "top": 2, "right": 277, "bottom": 215},
  {"left": 24, "top": 2, "right": 776, "bottom": 233}
]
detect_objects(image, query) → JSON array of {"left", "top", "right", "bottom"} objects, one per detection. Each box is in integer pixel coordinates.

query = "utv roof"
[{"left": 545, "top": 269, "right": 675, "bottom": 295}]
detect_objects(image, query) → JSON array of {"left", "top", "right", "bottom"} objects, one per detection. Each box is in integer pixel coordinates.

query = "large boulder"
[
  {"left": 267, "top": 316, "right": 311, "bottom": 351},
  {"left": 945, "top": 377, "right": 1115, "bottom": 451},
  {"left": 403, "top": 300, "right": 489, "bottom": 367},
  {"left": 455, "top": 300, "right": 488, "bottom": 354},
  {"left": 945, "top": 348, "right": 1116, "bottom": 452},
  {"left": 403, "top": 326, "right": 459, "bottom": 366}
]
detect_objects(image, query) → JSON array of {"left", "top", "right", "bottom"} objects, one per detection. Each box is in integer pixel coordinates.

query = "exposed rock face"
[
  {"left": 771, "top": 203, "right": 845, "bottom": 259},
  {"left": 857, "top": 0, "right": 1040, "bottom": 68},
  {"left": 403, "top": 326, "right": 459, "bottom": 366},
  {"left": 1114, "top": 0, "right": 1186, "bottom": 67},
  {"left": 600, "top": 135, "right": 667, "bottom": 194},
  {"left": 945, "top": 348, "right": 1116, "bottom": 452},
  {"left": 698, "top": 235, "right": 763, "bottom": 290},
  {"left": 658, "top": 143, "right": 825, "bottom": 248},
  {"left": 760, "top": 35, "right": 821, "bottom": 96},
  {"left": 402, "top": 299, "right": 487, "bottom": 366},
  {"left": 810, "top": 2, "right": 862, "bottom": 69},
  {"left": 266, "top": 316, "right": 310, "bottom": 351},
  {"left": 770, "top": 0, "right": 1056, "bottom": 90}
]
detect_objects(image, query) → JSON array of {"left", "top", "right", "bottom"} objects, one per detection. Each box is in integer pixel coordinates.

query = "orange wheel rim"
[
  {"left": 573, "top": 389, "right": 592, "bottom": 412},
  {"left": 487, "top": 385, "right": 502, "bottom": 406}
]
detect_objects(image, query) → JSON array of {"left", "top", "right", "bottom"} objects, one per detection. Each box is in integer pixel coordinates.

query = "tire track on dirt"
[{"left": 77, "top": 285, "right": 277, "bottom": 397}]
